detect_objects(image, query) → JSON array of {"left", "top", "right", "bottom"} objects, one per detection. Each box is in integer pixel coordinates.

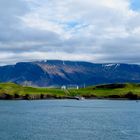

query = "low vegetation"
[{"left": 0, "top": 82, "right": 140, "bottom": 100}]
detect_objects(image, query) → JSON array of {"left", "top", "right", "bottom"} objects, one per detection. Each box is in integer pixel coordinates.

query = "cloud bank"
[{"left": 0, "top": 0, "right": 140, "bottom": 65}]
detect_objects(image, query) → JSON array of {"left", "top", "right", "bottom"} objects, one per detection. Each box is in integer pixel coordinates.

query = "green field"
[{"left": 0, "top": 82, "right": 140, "bottom": 99}]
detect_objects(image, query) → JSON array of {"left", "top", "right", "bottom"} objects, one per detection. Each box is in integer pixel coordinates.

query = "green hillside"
[{"left": 0, "top": 83, "right": 140, "bottom": 100}]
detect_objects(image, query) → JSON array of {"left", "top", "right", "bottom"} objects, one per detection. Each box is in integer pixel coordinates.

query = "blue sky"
[
  {"left": 0, "top": 0, "right": 140, "bottom": 65},
  {"left": 131, "top": 0, "right": 140, "bottom": 11}
]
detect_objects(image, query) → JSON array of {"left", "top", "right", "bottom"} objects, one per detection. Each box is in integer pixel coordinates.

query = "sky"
[{"left": 0, "top": 0, "right": 140, "bottom": 65}]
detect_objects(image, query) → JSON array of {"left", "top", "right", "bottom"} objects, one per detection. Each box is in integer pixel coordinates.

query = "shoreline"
[
  {"left": 0, "top": 83, "right": 140, "bottom": 101},
  {"left": 0, "top": 95, "right": 139, "bottom": 101}
]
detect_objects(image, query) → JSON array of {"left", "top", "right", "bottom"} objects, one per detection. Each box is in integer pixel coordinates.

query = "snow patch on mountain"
[{"left": 103, "top": 63, "right": 120, "bottom": 67}]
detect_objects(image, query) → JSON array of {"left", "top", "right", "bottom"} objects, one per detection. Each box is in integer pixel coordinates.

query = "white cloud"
[{"left": 0, "top": 0, "right": 140, "bottom": 65}]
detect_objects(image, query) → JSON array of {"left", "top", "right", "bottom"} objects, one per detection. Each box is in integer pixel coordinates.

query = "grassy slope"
[
  {"left": 0, "top": 83, "right": 66, "bottom": 97},
  {"left": 0, "top": 82, "right": 140, "bottom": 99},
  {"left": 70, "top": 83, "right": 140, "bottom": 97}
]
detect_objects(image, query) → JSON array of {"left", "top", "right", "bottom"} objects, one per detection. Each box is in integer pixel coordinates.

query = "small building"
[
  {"left": 61, "top": 85, "right": 66, "bottom": 90},
  {"left": 61, "top": 85, "right": 79, "bottom": 90}
]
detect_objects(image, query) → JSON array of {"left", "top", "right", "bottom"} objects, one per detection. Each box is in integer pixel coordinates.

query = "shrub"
[
  {"left": 23, "top": 94, "right": 30, "bottom": 100},
  {"left": 124, "top": 91, "right": 138, "bottom": 100},
  {"left": 40, "top": 94, "right": 44, "bottom": 99},
  {"left": 14, "top": 93, "right": 20, "bottom": 99},
  {"left": 108, "top": 95, "right": 121, "bottom": 98},
  {"left": 95, "top": 84, "right": 126, "bottom": 89}
]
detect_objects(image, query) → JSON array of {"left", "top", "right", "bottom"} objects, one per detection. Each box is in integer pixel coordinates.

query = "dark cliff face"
[{"left": 0, "top": 60, "right": 140, "bottom": 87}]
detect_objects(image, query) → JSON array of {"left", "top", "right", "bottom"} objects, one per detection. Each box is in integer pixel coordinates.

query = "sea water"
[{"left": 0, "top": 100, "right": 140, "bottom": 140}]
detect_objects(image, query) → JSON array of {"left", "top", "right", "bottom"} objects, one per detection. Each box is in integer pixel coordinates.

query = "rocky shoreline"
[{"left": 0, "top": 92, "right": 139, "bottom": 100}]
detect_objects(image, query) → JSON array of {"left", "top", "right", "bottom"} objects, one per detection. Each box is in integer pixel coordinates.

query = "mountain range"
[{"left": 0, "top": 60, "right": 140, "bottom": 87}]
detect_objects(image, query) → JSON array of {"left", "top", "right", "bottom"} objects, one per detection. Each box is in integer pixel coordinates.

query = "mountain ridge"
[{"left": 0, "top": 60, "right": 140, "bottom": 87}]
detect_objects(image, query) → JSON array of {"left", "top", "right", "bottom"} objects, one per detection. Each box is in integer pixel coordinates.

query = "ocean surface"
[{"left": 0, "top": 100, "right": 140, "bottom": 140}]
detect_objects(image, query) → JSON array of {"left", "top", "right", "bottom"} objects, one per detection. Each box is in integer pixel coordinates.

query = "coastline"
[
  {"left": 0, "top": 83, "right": 140, "bottom": 101},
  {"left": 0, "top": 94, "right": 139, "bottom": 101}
]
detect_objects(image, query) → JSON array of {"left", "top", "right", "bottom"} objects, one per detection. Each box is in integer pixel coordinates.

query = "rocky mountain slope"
[{"left": 0, "top": 60, "right": 140, "bottom": 87}]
